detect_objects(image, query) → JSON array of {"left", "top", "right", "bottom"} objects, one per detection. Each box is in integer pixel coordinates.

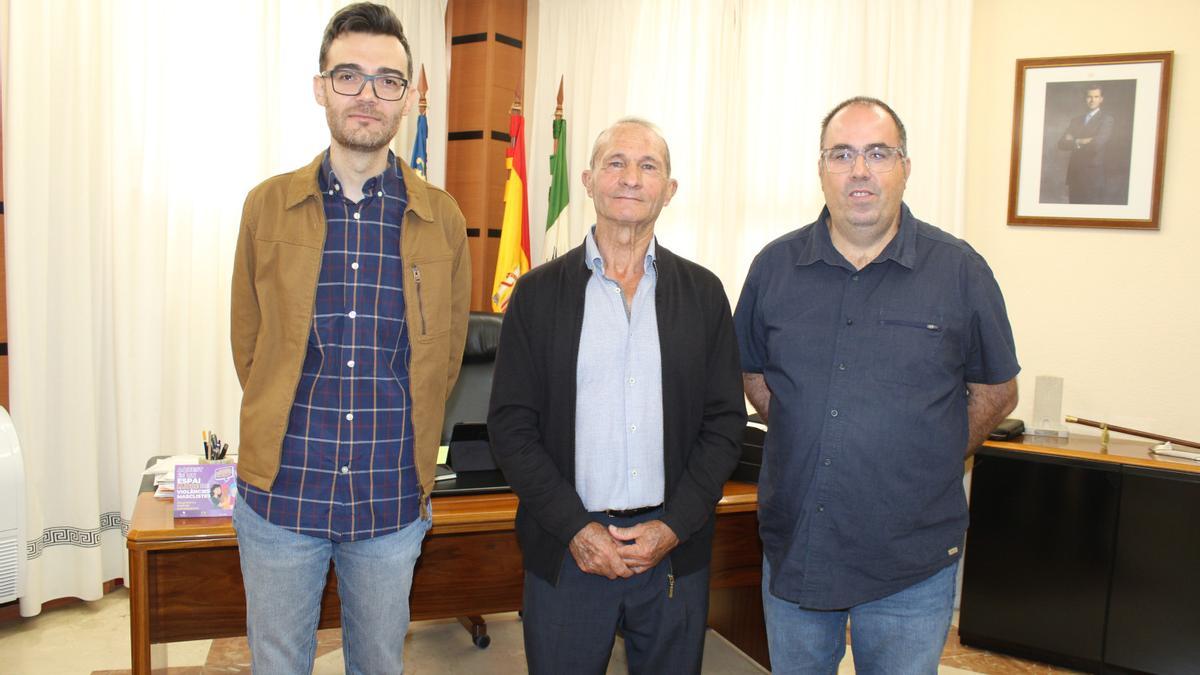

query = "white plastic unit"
[{"left": 0, "top": 406, "right": 27, "bottom": 603}]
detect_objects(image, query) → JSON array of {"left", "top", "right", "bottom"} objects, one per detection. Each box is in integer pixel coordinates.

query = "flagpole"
[
  {"left": 555, "top": 76, "right": 563, "bottom": 121},
  {"left": 417, "top": 64, "right": 428, "bottom": 115}
]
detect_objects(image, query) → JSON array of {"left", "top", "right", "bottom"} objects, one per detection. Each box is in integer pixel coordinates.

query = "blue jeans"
[
  {"left": 233, "top": 498, "right": 431, "bottom": 675},
  {"left": 762, "top": 558, "right": 957, "bottom": 675}
]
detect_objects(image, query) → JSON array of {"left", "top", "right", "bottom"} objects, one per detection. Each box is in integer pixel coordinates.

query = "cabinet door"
[
  {"left": 958, "top": 451, "right": 1119, "bottom": 670},
  {"left": 1105, "top": 467, "right": 1200, "bottom": 674}
]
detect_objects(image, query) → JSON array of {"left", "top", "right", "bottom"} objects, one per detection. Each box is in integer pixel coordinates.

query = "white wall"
[{"left": 966, "top": 0, "right": 1199, "bottom": 441}]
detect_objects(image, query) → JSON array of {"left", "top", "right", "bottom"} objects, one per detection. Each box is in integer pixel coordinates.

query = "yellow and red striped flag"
[{"left": 491, "top": 107, "right": 530, "bottom": 312}]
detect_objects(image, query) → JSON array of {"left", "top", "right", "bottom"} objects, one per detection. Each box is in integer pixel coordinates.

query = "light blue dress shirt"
[{"left": 574, "top": 228, "right": 665, "bottom": 511}]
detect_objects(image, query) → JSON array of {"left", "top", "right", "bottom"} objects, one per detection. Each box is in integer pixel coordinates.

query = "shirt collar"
[
  {"left": 318, "top": 149, "right": 404, "bottom": 200},
  {"left": 797, "top": 203, "right": 918, "bottom": 271},
  {"left": 584, "top": 225, "right": 658, "bottom": 276}
]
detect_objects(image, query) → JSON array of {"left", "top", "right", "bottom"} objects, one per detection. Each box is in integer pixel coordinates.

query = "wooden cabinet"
[{"left": 959, "top": 439, "right": 1200, "bottom": 673}]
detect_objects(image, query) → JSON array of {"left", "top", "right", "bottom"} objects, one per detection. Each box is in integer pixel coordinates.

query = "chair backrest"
[{"left": 440, "top": 312, "right": 503, "bottom": 444}]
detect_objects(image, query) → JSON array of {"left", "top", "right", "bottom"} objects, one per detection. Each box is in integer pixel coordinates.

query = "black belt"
[{"left": 603, "top": 504, "right": 662, "bottom": 518}]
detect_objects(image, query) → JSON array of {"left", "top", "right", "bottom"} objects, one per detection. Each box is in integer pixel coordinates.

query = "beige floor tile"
[
  {"left": 0, "top": 592, "right": 131, "bottom": 675},
  {"left": 0, "top": 589, "right": 1082, "bottom": 675}
]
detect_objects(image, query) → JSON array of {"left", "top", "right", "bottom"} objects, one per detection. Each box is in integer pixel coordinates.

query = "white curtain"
[
  {"left": 0, "top": 0, "right": 447, "bottom": 617},
  {"left": 525, "top": 0, "right": 974, "bottom": 301}
]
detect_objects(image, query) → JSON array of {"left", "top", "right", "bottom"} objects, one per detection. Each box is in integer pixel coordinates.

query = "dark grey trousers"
[{"left": 521, "top": 511, "right": 711, "bottom": 675}]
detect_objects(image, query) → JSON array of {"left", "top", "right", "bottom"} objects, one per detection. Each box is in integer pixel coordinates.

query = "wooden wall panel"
[
  {"left": 445, "top": 0, "right": 527, "bottom": 312},
  {"left": 491, "top": 4, "right": 524, "bottom": 38},
  {"left": 446, "top": 141, "right": 487, "bottom": 225},
  {"left": 450, "top": 0, "right": 491, "bottom": 35},
  {"left": 447, "top": 43, "right": 488, "bottom": 131}
]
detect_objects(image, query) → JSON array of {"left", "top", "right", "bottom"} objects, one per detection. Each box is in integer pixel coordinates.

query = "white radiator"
[{"left": 0, "top": 406, "right": 26, "bottom": 603}]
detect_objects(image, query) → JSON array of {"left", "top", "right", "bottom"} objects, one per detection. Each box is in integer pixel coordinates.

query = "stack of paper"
[{"left": 143, "top": 455, "right": 202, "bottom": 499}]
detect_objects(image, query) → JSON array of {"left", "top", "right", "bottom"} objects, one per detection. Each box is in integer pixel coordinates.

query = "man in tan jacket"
[{"left": 229, "top": 3, "right": 469, "bottom": 672}]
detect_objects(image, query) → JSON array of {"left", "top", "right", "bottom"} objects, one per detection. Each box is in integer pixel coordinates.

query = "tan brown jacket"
[{"left": 231, "top": 152, "right": 470, "bottom": 508}]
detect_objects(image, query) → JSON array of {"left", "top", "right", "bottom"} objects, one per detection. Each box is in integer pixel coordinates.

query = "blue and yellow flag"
[{"left": 410, "top": 112, "right": 428, "bottom": 179}]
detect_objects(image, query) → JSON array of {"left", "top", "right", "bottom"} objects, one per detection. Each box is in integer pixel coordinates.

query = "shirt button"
[
  {"left": 346, "top": 413, "right": 354, "bottom": 421},
  {"left": 830, "top": 409, "right": 839, "bottom": 417},
  {"left": 838, "top": 363, "right": 847, "bottom": 371},
  {"left": 377, "top": 191, "right": 383, "bottom": 197},
  {"left": 628, "top": 377, "right": 636, "bottom": 385},
  {"left": 851, "top": 274, "right": 860, "bottom": 281},
  {"left": 340, "top": 466, "right": 349, "bottom": 474},
  {"left": 348, "top": 310, "right": 357, "bottom": 319},
  {"left": 335, "top": 183, "right": 341, "bottom": 191},
  {"left": 823, "top": 458, "right": 832, "bottom": 466},
  {"left": 817, "top": 504, "right": 825, "bottom": 512},
  {"left": 630, "top": 425, "right": 637, "bottom": 432},
  {"left": 353, "top": 212, "right": 361, "bottom": 220},
  {"left": 631, "top": 469, "right": 639, "bottom": 478},
  {"left": 351, "top": 262, "right": 359, "bottom": 270},
  {"left": 846, "top": 318, "right": 854, "bottom": 326},
  {"left": 328, "top": 189, "right": 335, "bottom": 196},
  {"left": 347, "top": 360, "right": 355, "bottom": 368}
]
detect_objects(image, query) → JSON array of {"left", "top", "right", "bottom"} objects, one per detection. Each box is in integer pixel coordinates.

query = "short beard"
[{"left": 327, "top": 107, "right": 401, "bottom": 153}]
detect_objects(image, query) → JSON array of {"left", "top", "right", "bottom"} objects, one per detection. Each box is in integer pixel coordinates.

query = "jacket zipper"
[
  {"left": 657, "top": 272, "right": 674, "bottom": 602},
  {"left": 411, "top": 264, "right": 427, "bottom": 336}
]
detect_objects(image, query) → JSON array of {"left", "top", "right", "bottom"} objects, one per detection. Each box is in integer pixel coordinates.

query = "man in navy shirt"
[{"left": 734, "top": 97, "right": 1019, "bottom": 673}]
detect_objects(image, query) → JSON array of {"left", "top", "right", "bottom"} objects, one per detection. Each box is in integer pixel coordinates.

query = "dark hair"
[
  {"left": 319, "top": 2, "right": 413, "bottom": 79},
  {"left": 820, "top": 96, "right": 908, "bottom": 153},
  {"left": 1085, "top": 85, "right": 1104, "bottom": 96}
]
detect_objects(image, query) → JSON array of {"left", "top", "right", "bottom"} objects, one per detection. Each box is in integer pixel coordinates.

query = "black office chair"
[
  {"left": 440, "top": 311, "right": 503, "bottom": 445},
  {"left": 441, "top": 311, "right": 503, "bottom": 648}
]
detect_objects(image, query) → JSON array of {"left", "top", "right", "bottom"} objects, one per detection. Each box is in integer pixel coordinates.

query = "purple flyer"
[{"left": 173, "top": 463, "right": 238, "bottom": 518}]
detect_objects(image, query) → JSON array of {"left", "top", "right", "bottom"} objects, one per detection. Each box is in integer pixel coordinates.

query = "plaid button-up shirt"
[{"left": 239, "top": 151, "right": 420, "bottom": 541}]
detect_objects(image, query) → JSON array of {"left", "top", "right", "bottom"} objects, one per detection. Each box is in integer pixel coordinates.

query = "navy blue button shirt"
[
  {"left": 239, "top": 151, "right": 420, "bottom": 542},
  {"left": 734, "top": 204, "right": 1019, "bottom": 608}
]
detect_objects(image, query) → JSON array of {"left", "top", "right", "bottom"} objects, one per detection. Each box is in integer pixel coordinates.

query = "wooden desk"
[
  {"left": 960, "top": 435, "right": 1200, "bottom": 673},
  {"left": 126, "top": 482, "right": 764, "bottom": 674}
]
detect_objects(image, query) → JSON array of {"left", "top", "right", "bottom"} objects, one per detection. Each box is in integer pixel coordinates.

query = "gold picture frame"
[{"left": 1007, "top": 51, "right": 1173, "bottom": 229}]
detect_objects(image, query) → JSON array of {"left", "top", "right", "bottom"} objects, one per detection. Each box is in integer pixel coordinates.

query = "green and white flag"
[{"left": 543, "top": 116, "right": 571, "bottom": 261}]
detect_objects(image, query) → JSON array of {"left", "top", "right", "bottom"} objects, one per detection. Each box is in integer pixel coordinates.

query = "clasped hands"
[{"left": 568, "top": 519, "right": 679, "bottom": 579}]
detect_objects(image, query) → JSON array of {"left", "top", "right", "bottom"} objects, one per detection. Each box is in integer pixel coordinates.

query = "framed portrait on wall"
[{"left": 1007, "top": 51, "right": 1173, "bottom": 229}]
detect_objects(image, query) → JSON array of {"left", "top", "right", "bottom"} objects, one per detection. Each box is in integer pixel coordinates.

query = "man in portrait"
[{"left": 1057, "top": 85, "right": 1115, "bottom": 204}]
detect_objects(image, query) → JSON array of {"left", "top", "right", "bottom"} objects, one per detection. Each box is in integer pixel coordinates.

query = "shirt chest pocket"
[{"left": 872, "top": 308, "right": 962, "bottom": 387}]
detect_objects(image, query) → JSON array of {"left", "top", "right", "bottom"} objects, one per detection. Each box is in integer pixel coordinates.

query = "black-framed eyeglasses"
[
  {"left": 820, "top": 145, "right": 905, "bottom": 173},
  {"left": 319, "top": 68, "right": 409, "bottom": 101}
]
